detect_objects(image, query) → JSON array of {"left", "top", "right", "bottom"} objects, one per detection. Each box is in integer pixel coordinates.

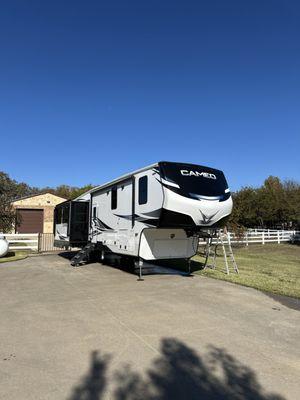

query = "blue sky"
[{"left": 1, "top": 0, "right": 299, "bottom": 191}]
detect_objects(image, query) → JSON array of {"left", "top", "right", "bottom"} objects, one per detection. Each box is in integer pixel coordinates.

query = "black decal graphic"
[
  {"left": 114, "top": 212, "right": 159, "bottom": 224},
  {"left": 92, "top": 217, "right": 114, "bottom": 235},
  {"left": 199, "top": 210, "right": 219, "bottom": 225},
  {"left": 140, "top": 209, "right": 161, "bottom": 218}
]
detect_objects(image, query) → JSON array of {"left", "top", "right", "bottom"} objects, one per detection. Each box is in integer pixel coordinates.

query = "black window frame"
[
  {"left": 138, "top": 176, "right": 148, "bottom": 205},
  {"left": 62, "top": 204, "right": 70, "bottom": 224},
  {"left": 159, "top": 161, "right": 229, "bottom": 199},
  {"left": 93, "top": 206, "right": 97, "bottom": 219},
  {"left": 111, "top": 187, "right": 117, "bottom": 210},
  {"left": 55, "top": 207, "right": 62, "bottom": 224}
]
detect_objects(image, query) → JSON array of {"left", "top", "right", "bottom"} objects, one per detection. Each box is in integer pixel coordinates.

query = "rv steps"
[
  {"left": 204, "top": 230, "right": 239, "bottom": 275},
  {"left": 71, "top": 243, "right": 96, "bottom": 267}
]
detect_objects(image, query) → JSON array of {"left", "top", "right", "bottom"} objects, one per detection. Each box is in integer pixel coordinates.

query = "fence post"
[
  {"left": 38, "top": 233, "right": 41, "bottom": 252},
  {"left": 227, "top": 232, "right": 231, "bottom": 246},
  {"left": 277, "top": 230, "right": 280, "bottom": 244},
  {"left": 246, "top": 232, "right": 248, "bottom": 246},
  {"left": 262, "top": 231, "right": 265, "bottom": 245}
]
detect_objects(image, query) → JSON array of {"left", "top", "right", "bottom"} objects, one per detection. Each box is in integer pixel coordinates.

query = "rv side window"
[
  {"left": 111, "top": 187, "right": 117, "bottom": 210},
  {"left": 93, "top": 206, "right": 97, "bottom": 218},
  {"left": 62, "top": 204, "right": 69, "bottom": 224},
  {"left": 138, "top": 176, "right": 148, "bottom": 205}
]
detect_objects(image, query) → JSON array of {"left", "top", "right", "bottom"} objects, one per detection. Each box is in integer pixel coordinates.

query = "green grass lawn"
[
  {"left": 0, "top": 251, "right": 28, "bottom": 264},
  {"left": 192, "top": 243, "right": 300, "bottom": 299}
]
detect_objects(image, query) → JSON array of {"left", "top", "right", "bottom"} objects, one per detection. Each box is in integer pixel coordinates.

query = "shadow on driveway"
[
  {"left": 57, "top": 251, "right": 194, "bottom": 278},
  {"left": 68, "top": 338, "right": 284, "bottom": 400}
]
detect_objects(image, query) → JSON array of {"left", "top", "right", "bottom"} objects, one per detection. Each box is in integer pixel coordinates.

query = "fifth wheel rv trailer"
[{"left": 54, "top": 161, "right": 233, "bottom": 269}]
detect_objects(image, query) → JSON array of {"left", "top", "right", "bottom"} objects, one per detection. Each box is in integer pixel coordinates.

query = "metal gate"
[{"left": 38, "top": 233, "right": 62, "bottom": 252}]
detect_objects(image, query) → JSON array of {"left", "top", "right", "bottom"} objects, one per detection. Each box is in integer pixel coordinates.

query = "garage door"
[{"left": 16, "top": 209, "right": 44, "bottom": 233}]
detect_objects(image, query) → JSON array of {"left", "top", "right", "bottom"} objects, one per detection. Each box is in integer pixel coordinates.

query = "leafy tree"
[
  {"left": 0, "top": 171, "right": 36, "bottom": 232},
  {"left": 230, "top": 176, "right": 300, "bottom": 229},
  {"left": 0, "top": 188, "right": 16, "bottom": 233},
  {"left": 42, "top": 184, "right": 95, "bottom": 200},
  {"left": 69, "top": 184, "right": 94, "bottom": 199},
  {"left": 230, "top": 187, "right": 259, "bottom": 227},
  {"left": 283, "top": 180, "right": 300, "bottom": 227}
]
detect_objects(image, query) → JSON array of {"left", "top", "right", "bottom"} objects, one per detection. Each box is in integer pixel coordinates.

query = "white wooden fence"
[
  {"left": 199, "top": 229, "right": 299, "bottom": 246},
  {"left": 2, "top": 229, "right": 299, "bottom": 253},
  {"left": 4, "top": 233, "right": 39, "bottom": 251},
  {"left": 242, "top": 229, "right": 298, "bottom": 245},
  {"left": 3, "top": 233, "right": 61, "bottom": 252}
]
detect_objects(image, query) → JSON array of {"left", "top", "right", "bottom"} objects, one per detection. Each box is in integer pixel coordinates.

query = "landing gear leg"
[
  {"left": 187, "top": 258, "right": 192, "bottom": 275},
  {"left": 137, "top": 258, "right": 144, "bottom": 281},
  {"left": 101, "top": 250, "right": 105, "bottom": 262}
]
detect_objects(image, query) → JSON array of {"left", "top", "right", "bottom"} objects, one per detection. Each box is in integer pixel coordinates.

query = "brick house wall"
[{"left": 12, "top": 193, "right": 66, "bottom": 233}]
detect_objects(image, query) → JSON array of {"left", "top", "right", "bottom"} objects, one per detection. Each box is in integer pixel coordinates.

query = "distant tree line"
[
  {"left": 0, "top": 171, "right": 94, "bottom": 232},
  {"left": 229, "top": 176, "right": 300, "bottom": 230},
  {"left": 1, "top": 171, "right": 299, "bottom": 233}
]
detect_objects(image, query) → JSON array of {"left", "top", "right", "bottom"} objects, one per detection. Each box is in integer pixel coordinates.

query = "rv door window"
[
  {"left": 111, "top": 187, "right": 117, "bottom": 210},
  {"left": 93, "top": 206, "right": 97, "bottom": 218},
  {"left": 138, "top": 176, "right": 148, "bottom": 205}
]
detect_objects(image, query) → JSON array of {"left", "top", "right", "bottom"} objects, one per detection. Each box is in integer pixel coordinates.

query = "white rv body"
[
  {"left": 89, "top": 168, "right": 199, "bottom": 260},
  {"left": 64, "top": 161, "right": 232, "bottom": 261},
  {"left": 54, "top": 161, "right": 232, "bottom": 262}
]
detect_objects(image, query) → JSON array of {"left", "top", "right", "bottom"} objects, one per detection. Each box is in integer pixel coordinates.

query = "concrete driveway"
[{"left": 0, "top": 254, "right": 299, "bottom": 400}]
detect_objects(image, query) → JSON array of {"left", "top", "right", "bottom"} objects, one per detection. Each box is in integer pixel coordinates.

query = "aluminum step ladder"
[
  {"left": 204, "top": 231, "right": 239, "bottom": 274},
  {"left": 71, "top": 243, "right": 96, "bottom": 267}
]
